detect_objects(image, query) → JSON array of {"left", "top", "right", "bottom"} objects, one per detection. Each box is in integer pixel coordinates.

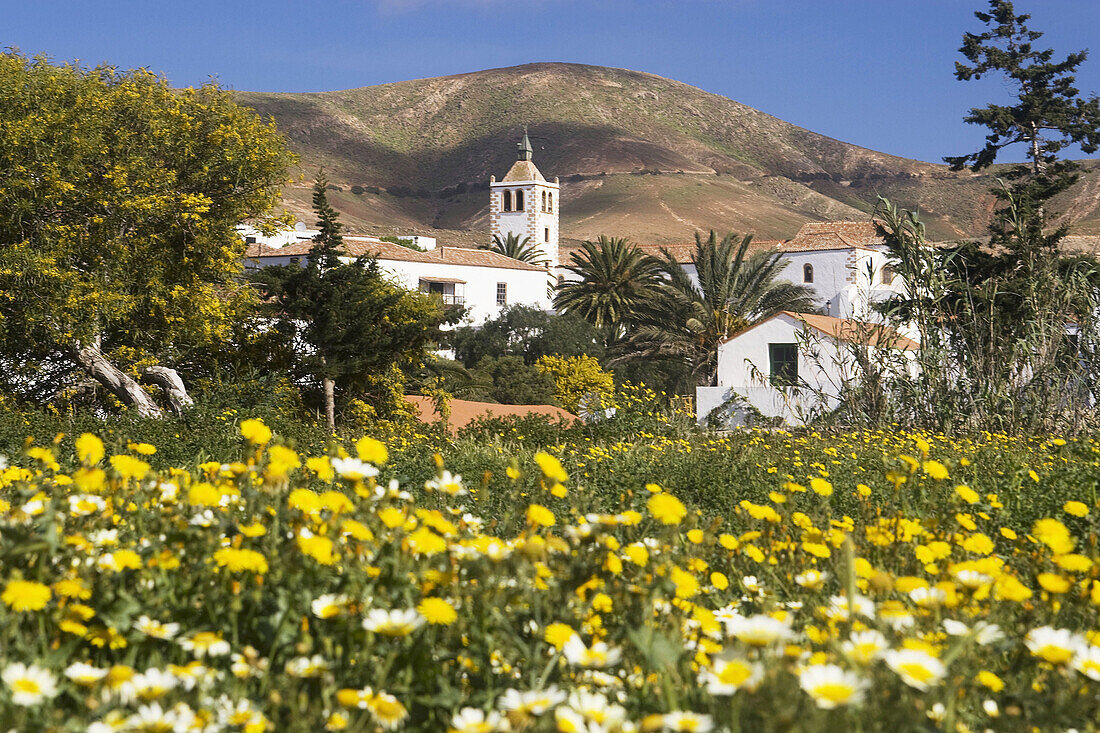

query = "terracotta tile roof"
[
  {"left": 405, "top": 395, "right": 577, "bottom": 432},
  {"left": 782, "top": 311, "right": 919, "bottom": 351},
  {"left": 784, "top": 221, "right": 883, "bottom": 252},
  {"left": 244, "top": 239, "right": 547, "bottom": 272},
  {"left": 718, "top": 311, "right": 918, "bottom": 351},
  {"left": 559, "top": 240, "right": 782, "bottom": 265},
  {"left": 244, "top": 243, "right": 283, "bottom": 258},
  {"left": 501, "top": 160, "right": 546, "bottom": 182},
  {"left": 418, "top": 276, "right": 466, "bottom": 284}
]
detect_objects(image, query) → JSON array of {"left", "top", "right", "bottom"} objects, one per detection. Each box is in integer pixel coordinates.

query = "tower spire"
[{"left": 516, "top": 127, "right": 533, "bottom": 161}]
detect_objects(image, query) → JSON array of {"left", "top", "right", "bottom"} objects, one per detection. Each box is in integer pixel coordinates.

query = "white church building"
[{"left": 244, "top": 132, "right": 559, "bottom": 324}]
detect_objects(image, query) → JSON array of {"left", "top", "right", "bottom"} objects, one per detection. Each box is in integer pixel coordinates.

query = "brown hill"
[{"left": 235, "top": 62, "right": 1100, "bottom": 246}]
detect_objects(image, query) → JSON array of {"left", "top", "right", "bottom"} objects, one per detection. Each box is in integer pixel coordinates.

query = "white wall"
[
  {"left": 703, "top": 312, "right": 918, "bottom": 426},
  {"left": 237, "top": 224, "right": 317, "bottom": 248},
  {"left": 708, "top": 313, "right": 846, "bottom": 425},
  {"left": 779, "top": 248, "right": 907, "bottom": 321},
  {"left": 376, "top": 259, "right": 551, "bottom": 325},
  {"left": 247, "top": 253, "right": 551, "bottom": 325},
  {"left": 780, "top": 250, "right": 855, "bottom": 318},
  {"left": 489, "top": 180, "right": 560, "bottom": 268}
]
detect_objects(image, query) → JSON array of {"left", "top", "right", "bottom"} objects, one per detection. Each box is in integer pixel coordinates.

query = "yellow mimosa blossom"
[
  {"left": 417, "top": 597, "right": 458, "bottom": 625},
  {"left": 648, "top": 493, "right": 687, "bottom": 525},
  {"left": 526, "top": 504, "right": 556, "bottom": 527},
  {"left": 2, "top": 580, "right": 51, "bottom": 612},
  {"left": 533, "top": 452, "right": 568, "bottom": 484},
  {"left": 355, "top": 436, "right": 389, "bottom": 464},
  {"left": 1063, "top": 501, "right": 1088, "bottom": 517},
  {"left": 75, "top": 433, "right": 105, "bottom": 465},
  {"left": 239, "top": 418, "right": 272, "bottom": 445}
]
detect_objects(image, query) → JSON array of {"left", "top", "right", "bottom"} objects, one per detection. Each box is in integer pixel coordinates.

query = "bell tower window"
[
  {"left": 515, "top": 190, "right": 524, "bottom": 211},
  {"left": 548, "top": 192, "right": 553, "bottom": 213},
  {"left": 502, "top": 190, "right": 512, "bottom": 212}
]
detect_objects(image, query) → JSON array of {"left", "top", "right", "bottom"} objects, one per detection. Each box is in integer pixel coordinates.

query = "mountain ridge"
[{"left": 235, "top": 62, "right": 1100, "bottom": 246}]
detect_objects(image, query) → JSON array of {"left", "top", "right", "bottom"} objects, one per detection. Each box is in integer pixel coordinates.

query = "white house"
[
  {"left": 696, "top": 310, "right": 918, "bottom": 427},
  {"left": 244, "top": 238, "right": 551, "bottom": 324}
]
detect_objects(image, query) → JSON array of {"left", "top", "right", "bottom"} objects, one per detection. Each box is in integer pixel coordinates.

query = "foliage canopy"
[{"left": 0, "top": 52, "right": 295, "bottom": 407}]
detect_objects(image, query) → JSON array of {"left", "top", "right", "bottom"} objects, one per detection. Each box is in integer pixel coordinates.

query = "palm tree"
[
  {"left": 481, "top": 233, "right": 548, "bottom": 266},
  {"left": 620, "top": 231, "right": 819, "bottom": 387},
  {"left": 553, "top": 235, "right": 664, "bottom": 343}
]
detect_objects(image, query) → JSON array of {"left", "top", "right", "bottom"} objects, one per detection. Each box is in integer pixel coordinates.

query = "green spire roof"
[{"left": 516, "top": 128, "right": 533, "bottom": 161}]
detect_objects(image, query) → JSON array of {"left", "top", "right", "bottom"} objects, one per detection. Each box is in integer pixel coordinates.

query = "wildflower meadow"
[{"left": 2, "top": 408, "right": 1100, "bottom": 732}]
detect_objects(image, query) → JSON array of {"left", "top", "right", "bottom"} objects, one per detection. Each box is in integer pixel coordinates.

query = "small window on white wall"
[
  {"left": 545, "top": 227, "right": 550, "bottom": 243},
  {"left": 496, "top": 282, "right": 507, "bottom": 306},
  {"left": 881, "top": 265, "right": 895, "bottom": 285},
  {"left": 548, "top": 192, "right": 553, "bottom": 212},
  {"left": 515, "top": 190, "right": 524, "bottom": 211},
  {"left": 502, "top": 190, "right": 512, "bottom": 212},
  {"left": 803, "top": 264, "right": 814, "bottom": 283}
]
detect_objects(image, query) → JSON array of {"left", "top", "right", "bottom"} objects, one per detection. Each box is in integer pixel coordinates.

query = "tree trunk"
[
  {"left": 72, "top": 344, "right": 163, "bottom": 418},
  {"left": 141, "top": 366, "right": 193, "bottom": 416},
  {"left": 323, "top": 377, "right": 335, "bottom": 431},
  {"left": 1030, "top": 122, "right": 1044, "bottom": 176}
]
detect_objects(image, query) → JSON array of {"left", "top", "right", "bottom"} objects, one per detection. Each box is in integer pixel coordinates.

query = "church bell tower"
[{"left": 489, "top": 130, "right": 559, "bottom": 269}]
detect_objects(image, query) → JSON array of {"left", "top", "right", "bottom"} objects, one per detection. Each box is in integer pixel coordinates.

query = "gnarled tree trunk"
[
  {"left": 72, "top": 344, "right": 163, "bottom": 418},
  {"left": 141, "top": 366, "right": 193, "bottom": 416}
]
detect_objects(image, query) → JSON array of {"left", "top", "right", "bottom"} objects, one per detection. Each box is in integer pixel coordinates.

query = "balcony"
[{"left": 421, "top": 290, "right": 465, "bottom": 306}]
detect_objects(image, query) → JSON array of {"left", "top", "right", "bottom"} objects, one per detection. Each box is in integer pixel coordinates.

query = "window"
[
  {"left": 881, "top": 265, "right": 895, "bottom": 285},
  {"left": 545, "top": 227, "right": 550, "bottom": 243},
  {"left": 515, "top": 190, "right": 524, "bottom": 211},
  {"left": 496, "top": 282, "right": 507, "bottom": 306},
  {"left": 244, "top": 236, "right": 257, "bottom": 244},
  {"left": 548, "top": 192, "right": 553, "bottom": 213},
  {"left": 289, "top": 257, "right": 300, "bottom": 265},
  {"left": 502, "top": 190, "right": 512, "bottom": 212},
  {"left": 541, "top": 191, "right": 547, "bottom": 211},
  {"left": 803, "top": 264, "right": 814, "bottom": 283},
  {"left": 769, "top": 343, "right": 798, "bottom": 387}
]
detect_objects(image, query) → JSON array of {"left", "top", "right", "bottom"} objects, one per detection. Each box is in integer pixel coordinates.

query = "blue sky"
[{"left": 5, "top": 0, "right": 1100, "bottom": 164}]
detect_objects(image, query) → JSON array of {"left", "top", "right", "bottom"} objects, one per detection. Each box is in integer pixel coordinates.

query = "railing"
[{"left": 421, "top": 292, "right": 466, "bottom": 305}]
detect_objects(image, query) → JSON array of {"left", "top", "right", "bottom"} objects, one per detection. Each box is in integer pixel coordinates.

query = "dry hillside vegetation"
[{"left": 237, "top": 62, "right": 1100, "bottom": 246}]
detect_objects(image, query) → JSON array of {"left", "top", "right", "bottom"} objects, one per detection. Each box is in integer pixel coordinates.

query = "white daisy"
[
  {"left": 799, "top": 664, "right": 867, "bottom": 709},
  {"left": 2, "top": 663, "right": 58, "bottom": 706}
]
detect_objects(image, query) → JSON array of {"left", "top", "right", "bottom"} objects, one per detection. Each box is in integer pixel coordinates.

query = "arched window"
[
  {"left": 541, "top": 191, "right": 547, "bottom": 211},
  {"left": 502, "top": 190, "right": 512, "bottom": 212},
  {"left": 515, "top": 190, "right": 524, "bottom": 211},
  {"left": 803, "top": 264, "right": 814, "bottom": 283},
  {"left": 881, "top": 265, "right": 895, "bottom": 285},
  {"left": 548, "top": 192, "right": 553, "bottom": 213}
]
